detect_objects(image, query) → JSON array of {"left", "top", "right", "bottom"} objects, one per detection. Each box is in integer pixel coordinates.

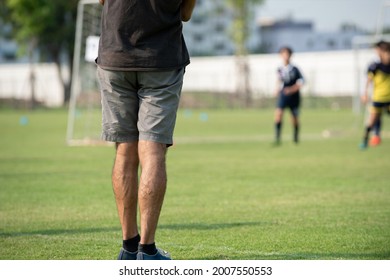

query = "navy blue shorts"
[
  {"left": 371, "top": 101, "right": 390, "bottom": 114},
  {"left": 277, "top": 93, "right": 301, "bottom": 117}
]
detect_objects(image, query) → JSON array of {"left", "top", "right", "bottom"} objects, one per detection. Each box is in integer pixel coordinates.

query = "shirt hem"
[{"left": 97, "top": 61, "right": 190, "bottom": 72}]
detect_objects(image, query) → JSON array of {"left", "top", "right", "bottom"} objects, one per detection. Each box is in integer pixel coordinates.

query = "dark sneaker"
[
  {"left": 359, "top": 142, "right": 368, "bottom": 150},
  {"left": 117, "top": 248, "right": 137, "bottom": 260},
  {"left": 136, "top": 248, "right": 171, "bottom": 260}
]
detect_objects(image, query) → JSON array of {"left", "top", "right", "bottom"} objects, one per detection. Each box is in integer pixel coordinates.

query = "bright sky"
[{"left": 257, "top": 0, "right": 390, "bottom": 32}]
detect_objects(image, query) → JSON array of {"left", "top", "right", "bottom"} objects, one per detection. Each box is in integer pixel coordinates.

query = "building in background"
[
  {"left": 257, "top": 17, "right": 364, "bottom": 53},
  {"left": 2, "top": 1, "right": 368, "bottom": 60},
  {"left": 0, "top": 21, "right": 20, "bottom": 63},
  {"left": 183, "top": 0, "right": 234, "bottom": 56},
  {"left": 182, "top": 0, "right": 261, "bottom": 56},
  {"left": 183, "top": 2, "right": 365, "bottom": 56}
]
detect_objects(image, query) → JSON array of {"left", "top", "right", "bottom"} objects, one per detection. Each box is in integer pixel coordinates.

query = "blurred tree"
[
  {"left": 227, "top": 0, "right": 264, "bottom": 107},
  {"left": 0, "top": 2, "right": 10, "bottom": 24},
  {"left": 5, "top": 0, "right": 79, "bottom": 105}
]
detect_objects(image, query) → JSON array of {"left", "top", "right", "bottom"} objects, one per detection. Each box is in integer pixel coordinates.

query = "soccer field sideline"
[
  {"left": 175, "top": 134, "right": 327, "bottom": 144},
  {"left": 173, "top": 131, "right": 390, "bottom": 144}
]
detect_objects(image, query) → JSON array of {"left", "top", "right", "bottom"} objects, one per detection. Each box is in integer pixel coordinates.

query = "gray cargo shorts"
[{"left": 97, "top": 67, "right": 184, "bottom": 146}]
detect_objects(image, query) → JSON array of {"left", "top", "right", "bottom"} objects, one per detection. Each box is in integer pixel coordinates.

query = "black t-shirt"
[{"left": 97, "top": 0, "right": 190, "bottom": 71}]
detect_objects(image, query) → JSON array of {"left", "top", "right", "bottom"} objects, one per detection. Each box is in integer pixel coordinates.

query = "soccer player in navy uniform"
[
  {"left": 274, "top": 46, "right": 304, "bottom": 145},
  {"left": 360, "top": 40, "right": 390, "bottom": 149}
]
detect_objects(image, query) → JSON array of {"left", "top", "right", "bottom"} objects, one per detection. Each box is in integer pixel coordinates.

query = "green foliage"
[
  {"left": 6, "top": 0, "right": 78, "bottom": 57},
  {"left": 5, "top": 0, "right": 79, "bottom": 103},
  {"left": 0, "top": 109, "right": 389, "bottom": 260},
  {"left": 226, "top": 0, "right": 264, "bottom": 55},
  {"left": 224, "top": 0, "right": 265, "bottom": 105}
]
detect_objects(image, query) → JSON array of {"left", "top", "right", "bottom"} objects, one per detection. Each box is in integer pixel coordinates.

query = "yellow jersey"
[{"left": 368, "top": 62, "right": 390, "bottom": 102}]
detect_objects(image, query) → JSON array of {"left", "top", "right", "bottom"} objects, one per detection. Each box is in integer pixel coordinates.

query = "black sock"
[
  {"left": 374, "top": 118, "right": 381, "bottom": 136},
  {"left": 123, "top": 234, "right": 140, "bottom": 253},
  {"left": 275, "top": 122, "right": 282, "bottom": 142},
  {"left": 294, "top": 124, "right": 299, "bottom": 143},
  {"left": 138, "top": 243, "right": 157, "bottom": 255},
  {"left": 363, "top": 126, "right": 371, "bottom": 144}
]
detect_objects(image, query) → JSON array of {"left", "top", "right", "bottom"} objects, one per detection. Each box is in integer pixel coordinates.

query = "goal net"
[{"left": 66, "top": 0, "right": 103, "bottom": 146}]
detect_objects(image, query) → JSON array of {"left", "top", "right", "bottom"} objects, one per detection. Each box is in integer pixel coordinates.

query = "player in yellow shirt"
[{"left": 360, "top": 41, "right": 390, "bottom": 149}]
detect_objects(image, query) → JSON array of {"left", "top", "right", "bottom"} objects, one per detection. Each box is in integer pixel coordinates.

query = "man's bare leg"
[
  {"left": 138, "top": 140, "right": 167, "bottom": 247},
  {"left": 112, "top": 142, "right": 139, "bottom": 241}
]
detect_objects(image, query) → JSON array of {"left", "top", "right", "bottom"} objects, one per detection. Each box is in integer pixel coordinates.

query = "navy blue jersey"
[
  {"left": 277, "top": 64, "right": 304, "bottom": 112},
  {"left": 277, "top": 64, "right": 304, "bottom": 92}
]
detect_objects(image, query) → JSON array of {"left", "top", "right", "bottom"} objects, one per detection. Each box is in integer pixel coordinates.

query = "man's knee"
[
  {"left": 139, "top": 141, "right": 167, "bottom": 160},
  {"left": 115, "top": 142, "right": 140, "bottom": 168}
]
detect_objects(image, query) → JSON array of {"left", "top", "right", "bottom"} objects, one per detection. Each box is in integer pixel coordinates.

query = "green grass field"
[{"left": 0, "top": 108, "right": 389, "bottom": 260}]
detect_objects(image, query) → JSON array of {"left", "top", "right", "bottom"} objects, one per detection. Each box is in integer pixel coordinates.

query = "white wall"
[
  {"left": 183, "top": 49, "right": 375, "bottom": 98},
  {"left": 0, "top": 63, "right": 64, "bottom": 107},
  {"left": 0, "top": 49, "right": 375, "bottom": 107}
]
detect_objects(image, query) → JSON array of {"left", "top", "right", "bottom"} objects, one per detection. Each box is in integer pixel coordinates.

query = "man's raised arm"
[{"left": 181, "top": 0, "right": 196, "bottom": 22}]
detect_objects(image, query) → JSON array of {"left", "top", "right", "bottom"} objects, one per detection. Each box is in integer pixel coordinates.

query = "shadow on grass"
[
  {"left": 1, "top": 223, "right": 389, "bottom": 260},
  {"left": 0, "top": 226, "right": 120, "bottom": 237},
  {"left": 0, "top": 221, "right": 267, "bottom": 237}
]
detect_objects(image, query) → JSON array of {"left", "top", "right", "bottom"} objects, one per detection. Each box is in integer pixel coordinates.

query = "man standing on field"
[{"left": 96, "top": 0, "right": 196, "bottom": 260}]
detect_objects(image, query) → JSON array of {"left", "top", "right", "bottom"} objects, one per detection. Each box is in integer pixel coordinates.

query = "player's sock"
[
  {"left": 374, "top": 118, "right": 381, "bottom": 136},
  {"left": 138, "top": 243, "right": 158, "bottom": 255},
  {"left": 294, "top": 124, "right": 299, "bottom": 143},
  {"left": 363, "top": 126, "right": 371, "bottom": 146},
  {"left": 275, "top": 121, "right": 282, "bottom": 142},
  {"left": 123, "top": 234, "right": 140, "bottom": 253}
]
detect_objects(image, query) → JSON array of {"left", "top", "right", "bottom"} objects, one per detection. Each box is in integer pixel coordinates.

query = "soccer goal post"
[{"left": 66, "top": 0, "right": 103, "bottom": 146}]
